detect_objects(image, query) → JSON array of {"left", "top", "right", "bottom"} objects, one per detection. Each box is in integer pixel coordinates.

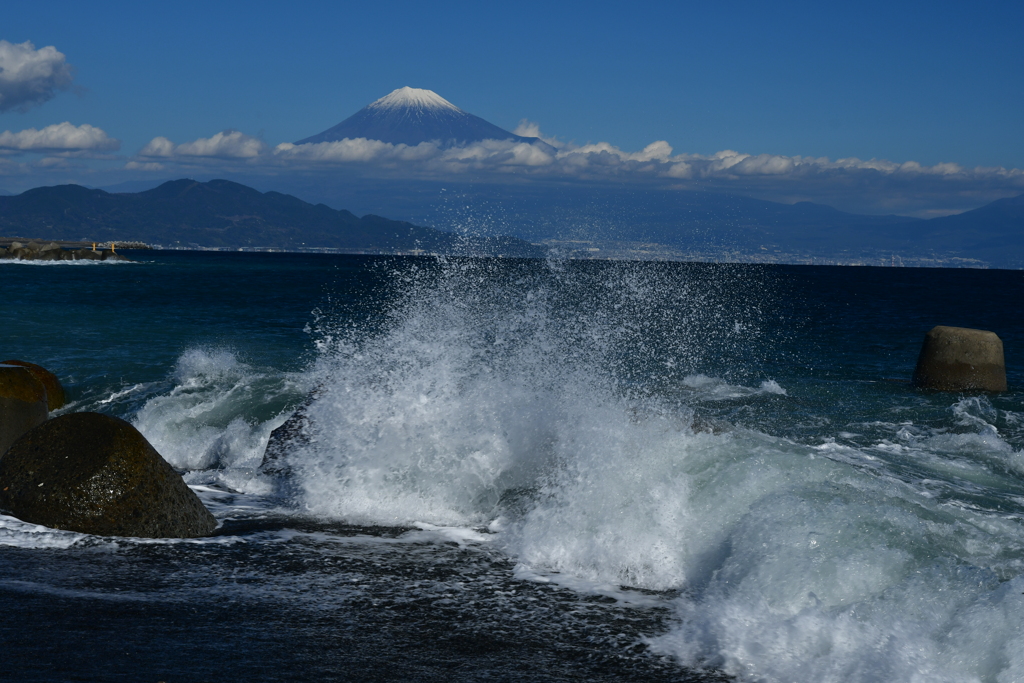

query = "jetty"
[{"left": 0, "top": 238, "right": 151, "bottom": 262}]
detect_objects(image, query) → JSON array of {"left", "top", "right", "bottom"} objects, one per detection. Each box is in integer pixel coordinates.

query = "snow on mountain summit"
[
  {"left": 295, "top": 88, "right": 543, "bottom": 148},
  {"left": 368, "top": 87, "right": 460, "bottom": 112}
]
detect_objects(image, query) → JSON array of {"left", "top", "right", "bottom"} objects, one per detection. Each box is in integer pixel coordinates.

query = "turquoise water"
[{"left": 2, "top": 253, "right": 1024, "bottom": 682}]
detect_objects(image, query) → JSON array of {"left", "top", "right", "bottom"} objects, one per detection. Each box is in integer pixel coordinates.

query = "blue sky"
[{"left": 2, "top": 1, "right": 1022, "bottom": 215}]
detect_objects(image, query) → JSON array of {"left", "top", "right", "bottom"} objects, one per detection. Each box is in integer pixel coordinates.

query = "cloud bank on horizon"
[
  {"left": 114, "top": 121, "right": 1024, "bottom": 216},
  {"left": 0, "top": 53, "right": 1021, "bottom": 216}
]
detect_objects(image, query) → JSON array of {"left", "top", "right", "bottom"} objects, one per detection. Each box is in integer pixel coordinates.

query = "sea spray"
[
  {"left": 274, "top": 257, "right": 1024, "bottom": 682},
  {"left": 83, "top": 254, "right": 1024, "bottom": 681},
  {"left": 276, "top": 258, "right": 771, "bottom": 527},
  {"left": 132, "top": 348, "right": 308, "bottom": 493}
]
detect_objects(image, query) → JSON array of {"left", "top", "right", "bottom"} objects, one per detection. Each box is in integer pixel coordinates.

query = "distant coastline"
[
  {"left": 0, "top": 235, "right": 1002, "bottom": 269},
  {"left": 1, "top": 177, "right": 1020, "bottom": 267},
  {"left": 0, "top": 179, "right": 546, "bottom": 259},
  {"left": 0, "top": 238, "right": 151, "bottom": 250}
]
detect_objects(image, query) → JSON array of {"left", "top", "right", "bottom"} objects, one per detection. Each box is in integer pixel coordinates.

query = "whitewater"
[{"left": 2, "top": 253, "right": 1024, "bottom": 682}]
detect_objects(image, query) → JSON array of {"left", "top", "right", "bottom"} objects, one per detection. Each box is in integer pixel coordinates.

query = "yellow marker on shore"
[
  {"left": 91, "top": 242, "right": 97, "bottom": 252},
  {"left": 111, "top": 242, "right": 117, "bottom": 254}
]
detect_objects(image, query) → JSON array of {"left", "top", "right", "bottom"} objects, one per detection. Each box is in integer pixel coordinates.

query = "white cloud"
[
  {"left": 0, "top": 40, "right": 74, "bottom": 112},
  {"left": 269, "top": 134, "right": 1024, "bottom": 210},
  {"left": 0, "top": 122, "right": 119, "bottom": 153},
  {"left": 274, "top": 138, "right": 440, "bottom": 163},
  {"left": 139, "top": 136, "right": 175, "bottom": 157},
  {"left": 125, "top": 160, "right": 164, "bottom": 171},
  {"left": 139, "top": 131, "right": 266, "bottom": 159},
  {"left": 512, "top": 120, "right": 543, "bottom": 138},
  {"left": 563, "top": 140, "right": 673, "bottom": 163},
  {"left": 672, "top": 149, "right": 1024, "bottom": 184},
  {"left": 177, "top": 131, "right": 265, "bottom": 158},
  {"left": 723, "top": 153, "right": 796, "bottom": 175},
  {"left": 272, "top": 136, "right": 559, "bottom": 169},
  {"left": 513, "top": 120, "right": 564, "bottom": 148},
  {"left": 126, "top": 123, "right": 1024, "bottom": 215},
  {"left": 665, "top": 161, "right": 693, "bottom": 179},
  {"left": 440, "top": 138, "right": 556, "bottom": 167},
  {"left": 150, "top": 125, "right": 943, "bottom": 181}
]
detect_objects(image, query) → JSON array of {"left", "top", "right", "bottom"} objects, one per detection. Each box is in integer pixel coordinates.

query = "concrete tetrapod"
[
  {"left": 1, "top": 360, "right": 66, "bottom": 411},
  {"left": 0, "top": 412, "right": 217, "bottom": 538},
  {"left": 0, "top": 364, "right": 48, "bottom": 456},
  {"left": 912, "top": 325, "right": 1007, "bottom": 392}
]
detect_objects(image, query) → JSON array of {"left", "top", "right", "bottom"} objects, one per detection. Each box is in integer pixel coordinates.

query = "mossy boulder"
[
  {"left": 0, "top": 364, "right": 48, "bottom": 456},
  {"left": 912, "top": 325, "right": 1007, "bottom": 392},
  {"left": 0, "top": 412, "right": 217, "bottom": 538},
  {"left": 2, "top": 360, "right": 66, "bottom": 411}
]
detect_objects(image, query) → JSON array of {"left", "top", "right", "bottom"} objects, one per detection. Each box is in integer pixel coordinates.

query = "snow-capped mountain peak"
[
  {"left": 295, "top": 87, "right": 545, "bottom": 148},
  {"left": 367, "top": 87, "right": 461, "bottom": 113}
]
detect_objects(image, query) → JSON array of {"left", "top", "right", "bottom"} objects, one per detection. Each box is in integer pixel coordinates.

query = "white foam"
[
  {"left": 97, "top": 383, "right": 147, "bottom": 405},
  {"left": 132, "top": 348, "right": 306, "bottom": 489},
  {"left": 0, "top": 514, "right": 85, "bottom": 548},
  {"left": 410, "top": 522, "right": 492, "bottom": 546},
  {"left": 513, "top": 563, "right": 666, "bottom": 607},
  {"left": 40, "top": 258, "right": 1023, "bottom": 682},
  {"left": 682, "top": 374, "right": 787, "bottom": 400},
  {"left": 0, "top": 258, "right": 133, "bottom": 266},
  {"left": 230, "top": 259, "right": 1017, "bottom": 681},
  {"left": 878, "top": 396, "right": 1024, "bottom": 481},
  {"left": 759, "top": 379, "right": 787, "bottom": 395}
]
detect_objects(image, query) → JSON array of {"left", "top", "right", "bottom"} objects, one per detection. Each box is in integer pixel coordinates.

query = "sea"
[{"left": 2, "top": 251, "right": 1024, "bottom": 683}]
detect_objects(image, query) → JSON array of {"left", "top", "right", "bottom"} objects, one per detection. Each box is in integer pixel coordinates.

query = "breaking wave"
[{"left": 117, "top": 257, "right": 1024, "bottom": 682}]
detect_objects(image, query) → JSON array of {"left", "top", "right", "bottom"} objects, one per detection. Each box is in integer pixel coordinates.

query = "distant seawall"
[{"left": 0, "top": 238, "right": 152, "bottom": 250}]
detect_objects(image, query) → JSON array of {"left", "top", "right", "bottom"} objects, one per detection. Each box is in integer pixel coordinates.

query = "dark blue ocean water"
[{"left": 2, "top": 253, "right": 1024, "bottom": 682}]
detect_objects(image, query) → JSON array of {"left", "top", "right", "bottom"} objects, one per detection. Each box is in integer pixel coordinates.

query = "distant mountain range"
[
  {"left": 494, "top": 185, "right": 1023, "bottom": 267},
  {"left": 279, "top": 86, "right": 1023, "bottom": 267},
  {"left": 0, "top": 179, "right": 544, "bottom": 256},
  {"left": 2, "top": 176, "right": 1020, "bottom": 267},
  {"left": 908, "top": 194, "right": 1024, "bottom": 265},
  {"left": 188, "top": 174, "right": 1020, "bottom": 267},
  {"left": 296, "top": 87, "right": 544, "bottom": 148},
  {"left": 2, "top": 87, "right": 1019, "bottom": 266}
]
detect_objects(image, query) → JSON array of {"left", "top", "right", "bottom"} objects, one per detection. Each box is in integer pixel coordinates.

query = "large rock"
[
  {"left": 74, "top": 248, "right": 103, "bottom": 260},
  {"left": 0, "top": 364, "right": 48, "bottom": 456},
  {"left": 0, "top": 413, "right": 217, "bottom": 538},
  {"left": 260, "top": 388, "right": 321, "bottom": 475},
  {"left": 912, "top": 326, "right": 1007, "bottom": 392},
  {"left": 2, "top": 360, "right": 66, "bottom": 411},
  {"left": 37, "top": 242, "right": 62, "bottom": 260}
]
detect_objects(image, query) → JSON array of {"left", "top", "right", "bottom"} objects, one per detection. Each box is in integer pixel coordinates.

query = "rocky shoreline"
[
  {"left": 0, "top": 361, "right": 216, "bottom": 538},
  {"left": 0, "top": 239, "right": 135, "bottom": 262}
]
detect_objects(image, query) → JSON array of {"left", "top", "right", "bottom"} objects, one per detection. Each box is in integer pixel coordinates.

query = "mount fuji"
[{"left": 296, "top": 87, "right": 544, "bottom": 148}]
